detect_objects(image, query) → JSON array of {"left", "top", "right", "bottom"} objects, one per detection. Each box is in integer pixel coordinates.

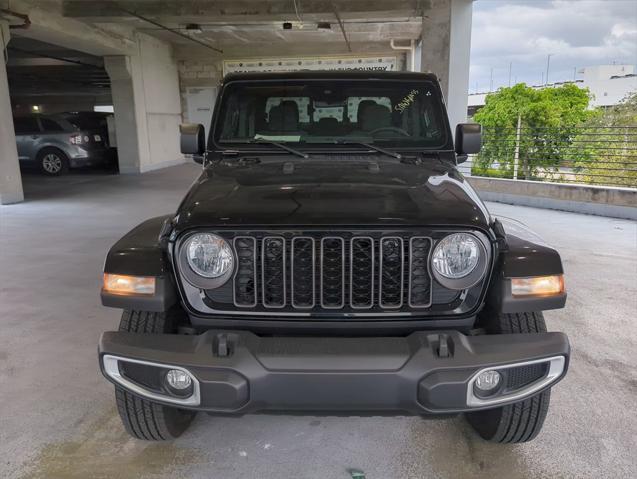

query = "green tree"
[
  {"left": 472, "top": 83, "right": 596, "bottom": 180},
  {"left": 574, "top": 92, "right": 637, "bottom": 188}
]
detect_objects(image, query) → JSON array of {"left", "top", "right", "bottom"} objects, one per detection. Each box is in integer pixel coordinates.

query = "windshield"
[
  {"left": 214, "top": 80, "right": 450, "bottom": 150},
  {"left": 60, "top": 114, "right": 108, "bottom": 130}
]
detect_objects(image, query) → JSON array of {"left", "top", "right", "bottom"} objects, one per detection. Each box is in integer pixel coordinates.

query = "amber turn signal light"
[
  {"left": 103, "top": 274, "right": 156, "bottom": 296},
  {"left": 511, "top": 275, "right": 565, "bottom": 297}
]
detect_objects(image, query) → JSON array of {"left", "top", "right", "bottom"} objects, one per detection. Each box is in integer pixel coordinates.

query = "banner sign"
[{"left": 223, "top": 56, "right": 398, "bottom": 76}]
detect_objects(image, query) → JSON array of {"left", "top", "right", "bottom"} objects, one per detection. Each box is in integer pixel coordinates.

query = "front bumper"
[{"left": 98, "top": 330, "right": 570, "bottom": 415}]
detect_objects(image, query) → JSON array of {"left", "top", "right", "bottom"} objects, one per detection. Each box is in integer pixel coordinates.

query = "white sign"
[
  {"left": 223, "top": 56, "right": 398, "bottom": 76},
  {"left": 185, "top": 87, "right": 217, "bottom": 134}
]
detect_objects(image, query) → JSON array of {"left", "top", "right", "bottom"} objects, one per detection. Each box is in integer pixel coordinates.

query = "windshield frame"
[{"left": 209, "top": 78, "right": 453, "bottom": 154}]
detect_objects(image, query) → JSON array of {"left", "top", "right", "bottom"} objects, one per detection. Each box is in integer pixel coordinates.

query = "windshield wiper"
[
  {"left": 248, "top": 139, "right": 309, "bottom": 159},
  {"left": 335, "top": 140, "right": 402, "bottom": 159}
]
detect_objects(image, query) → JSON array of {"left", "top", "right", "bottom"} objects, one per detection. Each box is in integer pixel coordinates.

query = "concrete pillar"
[
  {"left": 105, "top": 33, "right": 183, "bottom": 174},
  {"left": 420, "top": 0, "right": 473, "bottom": 131},
  {"left": 0, "top": 21, "right": 24, "bottom": 205},
  {"left": 447, "top": 0, "right": 473, "bottom": 131},
  {"left": 105, "top": 56, "right": 144, "bottom": 174}
]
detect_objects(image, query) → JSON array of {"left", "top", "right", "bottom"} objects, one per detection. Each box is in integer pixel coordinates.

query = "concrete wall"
[
  {"left": 178, "top": 59, "right": 223, "bottom": 124},
  {"left": 469, "top": 176, "right": 637, "bottom": 220},
  {"left": 176, "top": 53, "right": 407, "bottom": 128}
]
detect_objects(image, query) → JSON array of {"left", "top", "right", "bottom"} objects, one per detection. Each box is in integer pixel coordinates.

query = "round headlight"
[
  {"left": 432, "top": 233, "right": 481, "bottom": 279},
  {"left": 185, "top": 233, "right": 234, "bottom": 278}
]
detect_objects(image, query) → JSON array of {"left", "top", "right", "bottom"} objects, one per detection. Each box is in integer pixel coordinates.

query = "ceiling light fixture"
[{"left": 185, "top": 23, "right": 203, "bottom": 34}]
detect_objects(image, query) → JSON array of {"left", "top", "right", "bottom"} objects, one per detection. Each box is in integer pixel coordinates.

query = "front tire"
[
  {"left": 114, "top": 309, "right": 196, "bottom": 440},
  {"left": 465, "top": 312, "right": 552, "bottom": 443},
  {"left": 37, "top": 147, "right": 69, "bottom": 176}
]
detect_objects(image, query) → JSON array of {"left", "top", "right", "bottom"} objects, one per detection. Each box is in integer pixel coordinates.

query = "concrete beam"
[
  {"left": 6, "top": 0, "right": 136, "bottom": 56},
  {"left": 0, "top": 21, "right": 24, "bottom": 204},
  {"left": 173, "top": 41, "right": 406, "bottom": 60},
  {"left": 143, "top": 20, "right": 423, "bottom": 48},
  {"left": 7, "top": 57, "right": 100, "bottom": 67},
  {"left": 62, "top": 1, "right": 424, "bottom": 22}
]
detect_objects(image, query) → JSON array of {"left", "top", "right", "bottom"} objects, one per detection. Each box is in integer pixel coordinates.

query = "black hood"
[{"left": 173, "top": 156, "right": 491, "bottom": 232}]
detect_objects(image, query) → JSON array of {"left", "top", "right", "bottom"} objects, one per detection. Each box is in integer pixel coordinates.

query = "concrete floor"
[{"left": 1, "top": 164, "right": 636, "bottom": 479}]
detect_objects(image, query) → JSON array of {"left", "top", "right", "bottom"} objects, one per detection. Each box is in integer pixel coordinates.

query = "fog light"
[
  {"left": 165, "top": 369, "right": 192, "bottom": 390},
  {"left": 474, "top": 370, "right": 501, "bottom": 392}
]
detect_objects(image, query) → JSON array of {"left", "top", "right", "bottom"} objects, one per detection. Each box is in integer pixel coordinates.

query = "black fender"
[
  {"left": 488, "top": 217, "right": 567, "bottom": 313},
  {"left": 101, "top": 215, "right": 178, "bottom": 312}
]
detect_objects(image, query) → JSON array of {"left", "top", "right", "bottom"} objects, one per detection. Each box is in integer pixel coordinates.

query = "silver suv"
[{"left": 14, "top": 114, "right": 110, "bottom": 175}]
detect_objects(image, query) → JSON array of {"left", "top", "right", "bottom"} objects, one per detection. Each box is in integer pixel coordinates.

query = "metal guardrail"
[{"left": 468, "top": 125, "right": 637, "bottom": 189}]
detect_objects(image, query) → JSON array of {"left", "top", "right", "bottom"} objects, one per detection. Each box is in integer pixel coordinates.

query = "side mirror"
[
  {"left": 180, "top": 123, "right": 206, "bottom": 158},
  {"left": 455, "top": 123, "right": 482, "bottom": 162}
]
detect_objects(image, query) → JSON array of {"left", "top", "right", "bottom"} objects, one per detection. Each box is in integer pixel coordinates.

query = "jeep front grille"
[
  {"left": 179, "top": 230, "right": 488, "bottom": 317},
  {"left": 226, "top": 232, "right": 434, "bottom": 312}
]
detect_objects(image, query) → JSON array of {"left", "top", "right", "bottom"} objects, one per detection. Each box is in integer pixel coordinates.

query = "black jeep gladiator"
[{"left": 98, "top": 71, "right": 569, "bottom": 443}]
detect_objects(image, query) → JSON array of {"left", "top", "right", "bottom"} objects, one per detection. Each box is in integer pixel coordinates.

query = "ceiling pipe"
[{"left": 390, "top": 39, "right": 415, "bottom": 72}]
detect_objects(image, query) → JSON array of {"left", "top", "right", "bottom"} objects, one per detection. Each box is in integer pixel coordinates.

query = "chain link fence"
[{"left": 467, "top": 125, "right": 637, "bottom": 189}]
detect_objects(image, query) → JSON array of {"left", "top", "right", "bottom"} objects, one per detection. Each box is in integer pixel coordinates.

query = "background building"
[{"left": 468, "top": 64, "right": 637, "bottom": 116}]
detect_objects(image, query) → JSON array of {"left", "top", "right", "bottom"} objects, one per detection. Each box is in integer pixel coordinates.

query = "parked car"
[
  {"left": 58, "top": 111, "right": 113, "bottom": 147},
  {"left": 60, "top": 111, "right": 119, "bottom": 170},
  {"left": 98, "top": 71, "right": 570, "bottom": 444},
  {"left": 13, "top": 114, "right": 110, "bottom": 175}
]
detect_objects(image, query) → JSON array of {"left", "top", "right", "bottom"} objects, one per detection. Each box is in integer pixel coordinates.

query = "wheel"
[
  {"left": 465, "top": 312, "right": 552, "bottom": 443},
  {"left": 37, "top": 147, "right": 69, "bottom": 176},
  {"left": 114, "top": 309, "right": 196, "bottom": 440}
]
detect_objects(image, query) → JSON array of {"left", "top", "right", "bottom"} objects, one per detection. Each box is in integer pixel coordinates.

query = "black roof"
[{"left": 222, "top": 70, "right": 440, "bottom": 83}]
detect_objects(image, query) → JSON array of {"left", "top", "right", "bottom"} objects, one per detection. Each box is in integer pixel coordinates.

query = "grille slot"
[
  {"left": 379, "top": 237, "right": 404, "bottom": 309},
  {"left": 291, "top": 237, "right": 315, "bottom": 308},
  {"left": 262, "top": 236, "right": 286, "bottom": 308},
  {"left": 350, "top": 237, "right": 374, "bottom": 309},
  {"left": 320, "top": 237, "right": 345, "bottom": 309},
  {"left": 233, "top": 236, "right": 257, "bottom": 307},
  {"left": 409, "top": 237, "right": 433, "bottom": 308}
]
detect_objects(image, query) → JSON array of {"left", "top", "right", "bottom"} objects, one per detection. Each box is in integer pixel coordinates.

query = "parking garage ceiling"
[
  {"left": 6, "top": 37, "right": 111, "bottom": 99},
  {"left": 59, "top": 0, "right": 427, "bottom": 57}
]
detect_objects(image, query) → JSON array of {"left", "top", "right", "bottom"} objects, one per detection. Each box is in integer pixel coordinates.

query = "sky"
[{"left": 469, "top": 0, "right": 637, "bottom": 93}]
